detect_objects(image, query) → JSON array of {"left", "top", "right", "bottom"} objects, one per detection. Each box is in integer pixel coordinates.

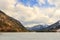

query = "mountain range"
[
  {"left": 27, "top": 20, "right": 60, "bottom": 32},
  {"left": 0, "top": 10, "right": 60, "bottom": 32}
]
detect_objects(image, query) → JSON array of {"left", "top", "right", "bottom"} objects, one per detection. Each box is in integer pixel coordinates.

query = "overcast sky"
[{"left": 0, "top": 0, "right": 60, "bottom": 27}]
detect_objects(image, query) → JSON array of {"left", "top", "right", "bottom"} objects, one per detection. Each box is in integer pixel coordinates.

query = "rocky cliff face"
[{"left": 0, "top": 10, "right": 28, "bottom": 32}]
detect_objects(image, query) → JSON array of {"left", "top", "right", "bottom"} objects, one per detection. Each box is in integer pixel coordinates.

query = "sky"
[{"left": 0, "top": 0, "right": 60, "bottom": 27}]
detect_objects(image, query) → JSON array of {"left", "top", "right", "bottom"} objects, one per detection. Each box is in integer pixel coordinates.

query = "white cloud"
[
  {"left": 52, "top": 9, "right": 60, "bottom": 20},
  {"left": 0, "top": 0, "right": 60, "bottom": 27},
  {"left": 39, "top": 0, "right": 45, "bottom": 4},
  {"left": 16, "top": 3, "right": 56, "bottom": 27},
  {"left": 0, "top": 0, "right": 15, "bottom": 10}
]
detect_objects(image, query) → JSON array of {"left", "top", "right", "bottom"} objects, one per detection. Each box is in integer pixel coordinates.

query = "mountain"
[
  {"left": 35, "top": 20, "right": 60, "bottom": 32},
  {"left": 0, "top": 10, "right": 28, "bottom": 32},
  {"left": 27, "top": 20, "right": 60, "bottom": 32},
  {"left": 26, "top": 24, "right": 48, "bottom": 32},
  {"left": 45, "top": 20, "right": 60, "bottom": 32}
]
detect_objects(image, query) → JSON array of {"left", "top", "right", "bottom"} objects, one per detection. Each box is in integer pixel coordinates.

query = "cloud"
[
  {"left": 0, "top": 0, "right": 60, "bottom": 27},
  {"left": 16, "top": 3, "right": 56, "bottom": 27},
  {"left": 16, "top": 0, "right": 60, "bottom": 27},
  {"left": 52, "top": 9, "right": 60, "bottom": 20},
  {"left": 0, "top": 0, "right": 15, "bottom": 10}
]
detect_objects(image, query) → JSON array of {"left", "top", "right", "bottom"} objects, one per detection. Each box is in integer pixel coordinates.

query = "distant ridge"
[
  {"left": 27, "top": 20, "right": 60, "bottom": 32},
  {"left": 35, "top": 20, "right": 60, "bottom": 32}
]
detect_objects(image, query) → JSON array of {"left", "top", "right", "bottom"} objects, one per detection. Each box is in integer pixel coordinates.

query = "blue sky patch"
[
  {"left": 16, "top": 0, "right": 55, "bottom": 8},
  {"left": 17, "top": 0, "right": 39, "bottom": 7}
]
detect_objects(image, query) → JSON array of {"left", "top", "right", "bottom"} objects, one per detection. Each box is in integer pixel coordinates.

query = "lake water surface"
[{"left": 0, "top": 32, "right": 60, "bottom": 40}]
